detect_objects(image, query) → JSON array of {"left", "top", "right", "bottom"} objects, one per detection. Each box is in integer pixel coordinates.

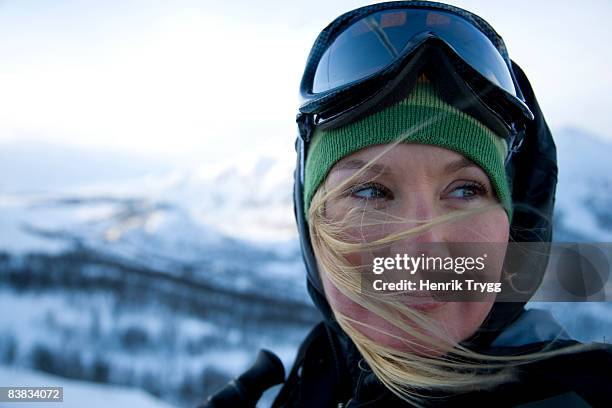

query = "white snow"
[{"left": 0, "top": 365, "right": 174, "bottom": 408}]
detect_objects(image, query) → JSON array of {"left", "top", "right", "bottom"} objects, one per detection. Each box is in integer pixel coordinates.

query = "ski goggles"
[{"left": 297, "top": 2, "right": 533, "bottom": 141}]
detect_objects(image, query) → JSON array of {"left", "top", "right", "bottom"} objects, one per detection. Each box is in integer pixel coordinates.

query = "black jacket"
[
  {"left": 272, "top": 315, "right": 612, "bottom": 407},
  {"left": 272, "top": 62, "right": 612, "bottom": 407}
]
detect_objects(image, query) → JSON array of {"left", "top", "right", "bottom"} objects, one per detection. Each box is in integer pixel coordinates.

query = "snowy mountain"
[
  {"left": 0, "top": 127, "right": 611, "bottom": 406},
  {"left": 554, "top": 127, "right": 612, "bottom": 242},
  {"left": 0, "top": 143, "right": 314, "bottom": 407}
]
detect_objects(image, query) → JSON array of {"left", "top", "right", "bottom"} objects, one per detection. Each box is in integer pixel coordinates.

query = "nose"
[
  {"left": 387, "top": 193, "right": 451, "bottom": 281},
  {"left": 395, "top": 189, "right": 445, "bottom": 244}
]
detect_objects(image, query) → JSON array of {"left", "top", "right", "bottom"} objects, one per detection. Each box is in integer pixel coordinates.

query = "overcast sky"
[{"left": 0, "top": 0, "right": 610, "bottom": 164}]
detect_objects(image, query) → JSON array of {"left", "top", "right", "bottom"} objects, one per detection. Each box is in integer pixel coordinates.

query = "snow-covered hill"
[
  {"left": 0, "top": 144, "right": 313, "bottom": 406},
  {"left": 0, "top": 365, "right": 173, "bottom": 408}
]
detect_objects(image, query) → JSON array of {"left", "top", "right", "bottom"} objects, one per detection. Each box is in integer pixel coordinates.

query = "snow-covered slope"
[
  {"left": 0, "top": 144, "right": 313, "bottom": 407},
  {"left": 0, "top": 365, "right": 174, "bottom": 408}
]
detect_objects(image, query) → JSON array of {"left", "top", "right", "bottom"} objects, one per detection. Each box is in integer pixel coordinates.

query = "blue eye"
[
  {"left": 447, "top": 183, "right": 486, "bottom": 199},
  {"left": 348, "top": 183, "right": 392, "bottom": 200}
]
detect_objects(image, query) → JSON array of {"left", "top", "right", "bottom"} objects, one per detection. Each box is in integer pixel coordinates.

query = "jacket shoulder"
[{"left": 272, "top": 322, "right": 348, "bottom": 408}]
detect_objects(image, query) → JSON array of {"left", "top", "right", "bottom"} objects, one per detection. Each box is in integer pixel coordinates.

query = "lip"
[{"left": 400, "top": 296, "right": 447, "bottom": 311}]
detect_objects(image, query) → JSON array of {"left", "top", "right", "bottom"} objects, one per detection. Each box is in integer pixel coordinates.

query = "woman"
[{"left": 273, "top": 2, "right": 612, "bottom": 407}]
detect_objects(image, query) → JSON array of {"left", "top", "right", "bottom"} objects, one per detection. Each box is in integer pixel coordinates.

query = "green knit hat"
[{"left": 303, "top": 79, "right": 513, "bottom": 221}]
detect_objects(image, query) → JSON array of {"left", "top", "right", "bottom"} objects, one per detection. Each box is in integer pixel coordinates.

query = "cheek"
[
  {"left": 436, "top": 208, "right": 508, "bottom": 341},
  {"left": 447, "top": 208, "right": 509, "bottom": 243},
  {"left": 319, "top": 266, "right": 368, "bottom": 319}
]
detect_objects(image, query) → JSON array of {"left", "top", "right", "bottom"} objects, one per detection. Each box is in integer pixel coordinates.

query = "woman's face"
[{"left": 319, "top": 143, "right": 509, "bottom": 352}]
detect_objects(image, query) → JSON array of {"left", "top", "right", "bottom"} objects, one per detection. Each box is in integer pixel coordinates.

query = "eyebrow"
[
  {"left": 333, "top": 159, "right": 391, "bottom": 175},
  {"left": 444, "top": 157, "right": 479, "bottom": 174}
]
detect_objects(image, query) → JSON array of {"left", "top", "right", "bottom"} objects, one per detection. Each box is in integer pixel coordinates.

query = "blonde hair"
[{"left": 307, "top": 131, "right": 591, "bottom": 406}]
